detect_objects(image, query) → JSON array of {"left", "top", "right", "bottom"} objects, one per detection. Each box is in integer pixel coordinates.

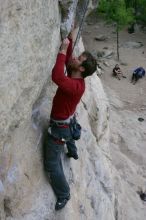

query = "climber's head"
[
  {"left": 80, "top": 51, "right": 97, "bottom": 78},
  {"left": 67, "top": 51, "right": 97, "bottom": 78}
]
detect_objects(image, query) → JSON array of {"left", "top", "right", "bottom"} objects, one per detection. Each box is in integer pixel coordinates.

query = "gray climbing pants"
[{"left": 44, "top": 121, "right": 77, "bottom": 199}]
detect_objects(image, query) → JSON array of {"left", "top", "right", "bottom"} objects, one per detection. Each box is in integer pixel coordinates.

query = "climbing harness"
[{"left": 48, "top": 115, "right": 82, "bottom": 143}]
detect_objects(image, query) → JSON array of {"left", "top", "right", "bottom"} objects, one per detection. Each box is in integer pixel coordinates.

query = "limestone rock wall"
[
  {"left": 0, "top": 1, "right": 60, "bottom": 219},
  {"left": 0, "top": 1, "right": 114, "bottom": 220},
  {"left": 0, "top": 0, "right": 60, "bottom": 153}
]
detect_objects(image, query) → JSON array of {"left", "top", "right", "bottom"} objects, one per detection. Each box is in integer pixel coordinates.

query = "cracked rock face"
[
  {"left": 0, "top": 1, "right": 116, "bottom": 220},
  {"left": 60, "top": 0, "right": 99, "bottom": 38}
]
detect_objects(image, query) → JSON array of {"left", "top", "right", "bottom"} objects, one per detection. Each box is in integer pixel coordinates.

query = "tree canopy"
[
  {"left": 98, "top": 0, "right": 134, "bottom": 30},
  {"left": 98, "top": 0, "right": 135, "bottom": 60},
  {"left": 99, "top": 0, "right": 146, "bottom": 26}
]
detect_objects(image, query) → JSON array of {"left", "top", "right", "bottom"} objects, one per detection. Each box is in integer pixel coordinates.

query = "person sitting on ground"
[
  {"left": 131, "top": 66, "right": 145, "bottom": 84},
  {"left": 113, "top": 64, "right": 126, "bottom": 80},
  {"left": 44, "top": 28, "right": 97, "bottom": 211}
]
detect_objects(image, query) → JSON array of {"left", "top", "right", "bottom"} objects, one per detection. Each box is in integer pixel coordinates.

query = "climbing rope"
[
  {"left": 64, "top": 0, "right": 89, "bottom": 74},
  {"left": 72, "top": 0, "right": 90, "bottom": 54}
]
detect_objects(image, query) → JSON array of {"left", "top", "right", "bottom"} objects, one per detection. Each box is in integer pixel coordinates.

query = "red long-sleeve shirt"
[{"left": 51, "top": 39, "right": 85, "bottom": 120}]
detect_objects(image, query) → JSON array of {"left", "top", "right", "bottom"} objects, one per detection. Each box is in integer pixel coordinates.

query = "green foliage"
[
  {"left": 98, "top": 0, "right": 135, "bottom": 60},
  {"left": 98, "top": 0, "right": 109, "bottom": 13},
  {"left": 135, "top": 0, "right": 146, "bottom": 24},
  {"left": 125, "top": 0, "right": 146, "bottom": 25},
  {"left": 98, "top": 0, "right": 134, "bottom": 29},
  {"left": 98, "top": 0, "right": 146, "bottom": 26}
]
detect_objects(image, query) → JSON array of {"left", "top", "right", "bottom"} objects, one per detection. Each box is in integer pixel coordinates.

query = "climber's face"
[{"left": 67, "top": 54, "right": 87, "bottom": 75}]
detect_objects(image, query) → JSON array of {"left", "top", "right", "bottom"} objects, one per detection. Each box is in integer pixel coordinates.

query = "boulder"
[
  {"left": 121, "top": 41, "right": 143, "bottom": 49},
  {"left": 97, "top": 50, "right": 114, "bottom": 59},
  {"left": 94, "top": 35, "right": 108, "bottom": 41},
  {"left": 103, "top": 61, "right": 110, "bottom": 67},
  {"left": 103, "top": 50, "right": 114, "bottom": 58},
  {"left": 97, "top": 51, "right": 105, "bottom": 58}
]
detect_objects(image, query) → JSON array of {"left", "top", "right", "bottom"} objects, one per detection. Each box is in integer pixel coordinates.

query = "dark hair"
[{"left": 81, "top": 51, "right": 97, "bottom": 78}]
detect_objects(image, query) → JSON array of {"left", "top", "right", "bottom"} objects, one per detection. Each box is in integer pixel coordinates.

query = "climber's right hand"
[{"left": 60, "top": 38, "right": 70, "bottom": 55}]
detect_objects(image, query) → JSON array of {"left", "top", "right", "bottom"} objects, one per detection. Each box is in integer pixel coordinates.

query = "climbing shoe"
[
  {"left": 55, "top": 194, "right": 70, "bottom": 211},
  {"left": 139, "top": 192, "right": 146, "bottom": 201},
  {"left": 66, "top": 152, "right": 78, "bottom": 160}
]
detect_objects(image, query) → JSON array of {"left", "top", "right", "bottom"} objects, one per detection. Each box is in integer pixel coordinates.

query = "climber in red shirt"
[
  {"left": 51, "top": 37, "right": 86, "bottom": 120},
  {"left": 44, "top": 29, "right": 97, "bottom": 211}
]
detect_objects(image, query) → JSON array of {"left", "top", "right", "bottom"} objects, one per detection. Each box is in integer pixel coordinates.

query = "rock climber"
[{"left": 44, "top": 28, "right": 97, "bottom": 210}]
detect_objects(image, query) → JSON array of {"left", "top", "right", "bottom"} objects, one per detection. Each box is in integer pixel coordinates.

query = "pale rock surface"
[
  {"left": 60, "top": 0, "right": 78, "bottom": 38},
  {"left": 0, "top": 0, "right": 60, "bottom": 152},
  {"left": 0, "top": 0, "right": 60, "bottom": 219},
  {"left": 0, "top": 0, "right": 116, "bottom": 220},
  {"left": 106, "top": 86, "right": 146, "bottom": 220}
]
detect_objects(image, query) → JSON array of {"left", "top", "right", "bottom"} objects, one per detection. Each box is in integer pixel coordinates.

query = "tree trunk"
[
  {"left": 116, "top": 24, "right": 119, "bottom": 61},
  {"left": 134, "top": 0, "right": 138, "bottom": 17}
]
